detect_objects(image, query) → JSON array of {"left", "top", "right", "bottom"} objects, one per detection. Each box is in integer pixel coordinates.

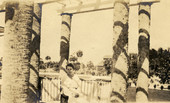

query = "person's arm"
[
  {"left": 72, "top": 75, "right": 83, "bottom": 96},
  {"left": 60, "top": 59, "right": 69, "bottom": 95},
  {"left": 60, "top": 59, "right": 68, "bottom": 83},
  {"left": 74, "top": 75, "right": 81, "bottom": 87}
]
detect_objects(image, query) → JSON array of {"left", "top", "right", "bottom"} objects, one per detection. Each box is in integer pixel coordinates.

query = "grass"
[
  {"left": 127, "top": 87, "right": 170, "bottom": 102},
  {"left": 0, "top": 86, "right": 169, "bottom": 103}
]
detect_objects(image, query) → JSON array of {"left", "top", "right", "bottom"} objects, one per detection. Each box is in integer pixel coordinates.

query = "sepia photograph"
[{"left": 0, "top": 0, "right": 170, "bottom": 103}]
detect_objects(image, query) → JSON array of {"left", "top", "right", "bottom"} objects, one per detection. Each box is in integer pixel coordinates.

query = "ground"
[
  {"left": 127, "top": 87, "right": 170, "bottom": 102},
  {"left": 0, "top": 86, "right": 169, "bottom": 103}
]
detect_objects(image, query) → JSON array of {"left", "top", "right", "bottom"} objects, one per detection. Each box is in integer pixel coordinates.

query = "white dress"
[{"left": 60, "top": 71, "right": 89, "bottom": 103}]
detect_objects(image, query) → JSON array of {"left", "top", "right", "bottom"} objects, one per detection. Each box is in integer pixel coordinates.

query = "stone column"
[
  {"left": 111, "top": 0, "right": 129, "bottom": 103},
  {"left": 28, "top": 3, "right": 42, "bottom": 103},
  {"left": 60, "top": 13, "right": 72, "bottom": 103},
  {"left": 136, "top": 2, "right": 151, "bottom": 102},
  {"left": 60, "top": 13, "right": 72, "bottom": 64}
]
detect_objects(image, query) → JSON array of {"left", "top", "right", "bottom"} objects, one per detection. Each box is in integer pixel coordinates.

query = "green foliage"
[
  {"left": 87, "top": 61, "right": 94, "bottom": 69},
  {"left": 103, "top": 58, "right": 112, "bottom": 75},
  {"left": 69, "top": 55, "right": 78, "bottom": 62},
  {"left": 69, "top": 50, "right": 84, "bottom": 71},
  {"left": 76, "top": 50, "right": 83, "bottom": 57},
  {"left": 69, "top": 51, "right": 83, "bottom": 71},
  {"left": 73, "top": 62, "right": 81, "bottom": 71},
  {"left": 128, "top": 48, "right": 170, "bottom": 84},
  {"left": 128, "top": 53, "right": 138, "bottom": 79},
  {"left": 149, "top": 48, "right": 170, "bottom": 84},
  {"left": 39, "top": 58, "right": 59, "bottom": 72},
  {"left": 45, "top": 56, "right": 51, "bottom": 60}
]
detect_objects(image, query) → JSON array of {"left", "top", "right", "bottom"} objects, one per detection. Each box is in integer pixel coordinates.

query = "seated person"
[{"left": 60, "top": 60, "right": 89, "bottom": 103}]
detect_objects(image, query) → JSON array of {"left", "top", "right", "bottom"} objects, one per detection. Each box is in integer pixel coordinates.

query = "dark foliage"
[
  {"left": 149, "top": 48, "right": 170, "bottom": 84},
  {"left": 128, "top": 48, "right": 170, "bottom": 84},
  {"left": 103, "top": 58, "right": 112, "bottom": 75}
]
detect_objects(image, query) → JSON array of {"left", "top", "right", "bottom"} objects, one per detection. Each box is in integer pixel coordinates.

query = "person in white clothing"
[{"left": 60, "top": 61, "right": 89, "bottom": 103}]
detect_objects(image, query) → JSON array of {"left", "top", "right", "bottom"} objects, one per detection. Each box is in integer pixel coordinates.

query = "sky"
[
  {"left": 70, "top": 10, "right": 113, "bottom": 65},
  {"left": 1, "top": 0, "right": 170, "bottom": 65},
  {"left": 150, "top": 0, "right": 170, "bottom": 50}
]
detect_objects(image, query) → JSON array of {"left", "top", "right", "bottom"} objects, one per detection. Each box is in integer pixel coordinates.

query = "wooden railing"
[
  {"left": 39, "top": 72, "right": 111, "bottom": 103},
  {"left": 80, "top": 79, "right": 111, "bottom": 103},
  {"left": 41, "top": 77, "right": 60, "bottom": 102},
  {"left": 79, "top": 75, "right": 111, "bottom": 103},
  {"left": 39, "top": 72, "right": 60, "bottom": 102}
]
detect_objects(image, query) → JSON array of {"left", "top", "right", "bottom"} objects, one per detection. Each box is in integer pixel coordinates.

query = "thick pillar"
[
  {"left": 1, "top": 1, "right": 33, "bottom": 103},
  {"left": 28, "top": 3, "right": 42, "bottom": 103},
  {"left": 60, "top": 13, "right": 72, "bottom": 64},
  {"left": 136, "top": 2, "right": 151, "bottom": 102},
  {"left": 111, "top": 0, "right": 129, "bottom": 103},
  {"left": 60, "top": 13, "right": 72, "bottom": 103}
]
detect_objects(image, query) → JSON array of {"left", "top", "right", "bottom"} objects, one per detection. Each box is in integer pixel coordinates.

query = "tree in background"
[
  {"left": 45, "top": 56, "right": 52, "bottom": 68},
  {"left": 69, "top": 50, "right": 84, "bottom": 72},
  {"left": 149, "top": 48, "right": 170, "bottom": 84},
  {"left": 39, "top": 56, "right": 59, "bottom": 72},
  {"left": 69, "top": 55, "right": 78, "bottom": 63},
  {"left": 87, "top": 61, "right": 94, "bottom": 69},
  {"left": 128, "top": 48, "right": 170, "bottom": 85},
  {"left": 76, "top": 50, "right": 83, "bottom": 58},
  {"left": 45, "top": 56, "right": 51, "bottom": 61},
  {"left": 103, "top": 57, "right": 112, "bottom": 75},
  {"left": 86, "top": 61, "right": 96, "bottom": 75},
  {"left": 128, "top": 53, "right": 138, "bottom": 80}
]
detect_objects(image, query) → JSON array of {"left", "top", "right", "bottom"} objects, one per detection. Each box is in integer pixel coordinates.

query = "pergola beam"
[
  {"left": 129, "top": 0, "right": 160, "bottom": 6},
  {"left": 57, "top": 0, "right": 160, "bottom": 14},
  {"left": 72, "top": 6, "right": 114, "bottom": 14},
  {"left": 0, "top": 0, "right": 160, "bottom": 13},
  {"left": 34, "top": 0, "right": 63, "bottom": 4},
  {"left": 0, "top": 0, "right": 65, "bottom": 9},
  {"left": 57, "top": 0, "right": 114, "bottom": 14}
]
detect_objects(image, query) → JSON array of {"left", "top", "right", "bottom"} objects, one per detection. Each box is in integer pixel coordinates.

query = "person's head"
[{"left": 66, "top": 63, "right": 75, "bottom": 77}]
